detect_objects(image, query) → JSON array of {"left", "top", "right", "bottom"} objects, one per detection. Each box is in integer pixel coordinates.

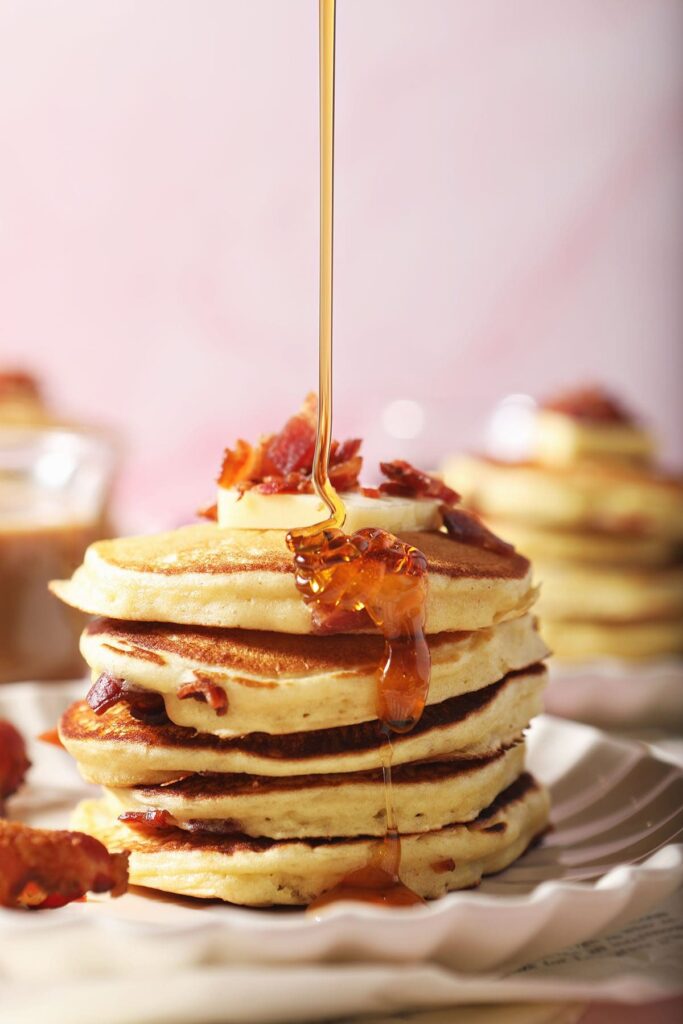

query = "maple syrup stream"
[{"left": 287, "top": 0, "right": 428, "bottom": 910}]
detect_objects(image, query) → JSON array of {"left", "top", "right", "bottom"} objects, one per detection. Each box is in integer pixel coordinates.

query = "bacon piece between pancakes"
[
  {"left": 118, "top": 809, "right": 177, "bottom": 835},
  {"left": 177, "top": 675, "right": 228, "bottom": 716},
  {"left": 119, "top": 810, "right": 241, "bottom": 837},
  {"left": 0, "top": 820, "right": 128, "bottom": 909},
  {"left": 378, "top": 460, "right": 459, "bottom": 504},
  {"left": 86, "top": 674, "right": 168, "bottom": 725}
]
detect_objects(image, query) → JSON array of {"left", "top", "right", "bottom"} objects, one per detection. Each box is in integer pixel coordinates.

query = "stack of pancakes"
[
  {"left": 52, "top": 517, "right": 549, "bottom": 906},
  {"left": 445, "top": 390, "right": 683, "bottom": 662}
]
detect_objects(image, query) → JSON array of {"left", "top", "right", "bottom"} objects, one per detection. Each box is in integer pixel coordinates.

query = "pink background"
[{"left": 0, "top": 0, "right": 682, "bottom": 529}]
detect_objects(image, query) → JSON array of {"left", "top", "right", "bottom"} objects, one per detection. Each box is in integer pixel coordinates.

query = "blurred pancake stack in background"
[
  {"left": 444, "top": 387, "right": 683, "bottom": 667},
  {"left": 0, "top": 369, "right": 117, "bottom": 683},
  {"left": 51, "top": 405, "right": 550, "bottom": 906}
]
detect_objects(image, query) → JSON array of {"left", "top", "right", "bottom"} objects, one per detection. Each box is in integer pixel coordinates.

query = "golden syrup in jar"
[
  {"left": 288, "top": 0, "right": 428, "bottom": 911},
  {"left": 0, "top": 521, "right": 100, "bottom": 683}
]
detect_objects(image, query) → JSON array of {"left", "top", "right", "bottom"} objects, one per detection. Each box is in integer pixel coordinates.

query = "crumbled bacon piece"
[
  {"left": 177, "top": 676, "right": 228, "bottom": 716},
  {"left": 329, "top": 450, "right": 363, "bottom": 492},
  {"left": 261, "top": 392, "right": 318, "bottom": 475},
  {"left": 542, "top": 386, "right": 635, "bottom": 424},
  {"left": 443, "top": 508, "right": 515, "bottom": 556},
  {"left": 378, "top": 460, "right": 459, "bottom": 504},
  {"left": 38, "top": 729, "right": 64, "bottom": 749},
  {"left": 218, "top": 437, "right": 265, "bottom": 489},
  {"left": 197, "top": 502, "right": 218, "bottom": 521},
  {"left": 119, "top": 809, "right": 176, "bottom": 835},
  {"left": 0, "top": 371, "right": 41, "bottom": 400},
  {"left": 119, "top": 810, "right": 240, "bottom": 836},
  {"left": 253, "top": 470, "right": 318, "bottom": 495},
  {"left": 0, "top": 820, "right": 128, "bottom": 909},
  {"left": 216, "top": 395, "right": 363, "bottom": 495},
  {"left": 86, "top": 674, "right": 168, "bottom": 725},
  {"left": 86, "top": 673, "right": 124, "bottom": 714},
  {"left": 0, "top": 721, "right": 30, "bottom": 814}
]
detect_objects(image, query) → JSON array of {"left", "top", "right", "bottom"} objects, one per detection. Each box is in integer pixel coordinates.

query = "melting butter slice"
[{"left": 217, "top": 488, "right": 442, "bottom": 533}]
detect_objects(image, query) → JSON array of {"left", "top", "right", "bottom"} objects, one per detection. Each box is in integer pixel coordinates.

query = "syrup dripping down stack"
[{"left": 51, "top": 404, "right": 550, "bottom": 906}]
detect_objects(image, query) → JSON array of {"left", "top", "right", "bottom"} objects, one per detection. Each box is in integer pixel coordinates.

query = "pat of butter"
[{"left": 217, "top": 488, "right": 441, "bottom": 533}]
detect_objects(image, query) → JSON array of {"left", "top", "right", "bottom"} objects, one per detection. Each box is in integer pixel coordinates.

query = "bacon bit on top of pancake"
[
  {"left": 542, "top": 386, "right": 636, "bottom": 425},
  {"left": 0, "top": 720, "right": 30, "bottom": 815},
  {"left": 197, "top": 502, "right": 218, "bottom": 521},
  {"left": 378, "top": 460, "right": 459, "bottom": 504},
  {"left": 214, "top": 396, "right": 461, "bottom": 506},
  {"left": 442, "top": 508, "right": 515, "bottom": 556},
  {"left": 217, "top": 394, "right": 362, "bottom": 496},
  {"left": 0, "top": 820, "right": 128, "bottom": 909}
]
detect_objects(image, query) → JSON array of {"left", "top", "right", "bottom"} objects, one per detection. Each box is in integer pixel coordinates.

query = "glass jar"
[{"left": 0, "top": 427, "right": 117, "bottom": 682}]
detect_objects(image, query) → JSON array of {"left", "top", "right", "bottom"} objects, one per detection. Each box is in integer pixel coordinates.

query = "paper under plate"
[
  {"left": 0, "top": 681, "right": 682, "bottom": 982},
  {"left": 545, "top": 658, "right": 683, "bottom": 729}
]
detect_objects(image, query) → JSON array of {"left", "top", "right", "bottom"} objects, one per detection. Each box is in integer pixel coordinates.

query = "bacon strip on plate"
[{"left": 0, "top": 820, "right": 128, "bottom": 909}]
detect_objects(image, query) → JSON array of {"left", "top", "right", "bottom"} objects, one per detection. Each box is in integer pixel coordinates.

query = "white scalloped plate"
[
  {"left": 545, "top": 658, "right": 683, "bottom": 728},
  {"left": 0, "top": 681, "right": 682, "bottom": 982}
]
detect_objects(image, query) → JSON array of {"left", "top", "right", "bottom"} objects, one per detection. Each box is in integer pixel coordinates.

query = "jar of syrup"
[{"left": 0, "top": 426, "right": 117, "bottom": 683}]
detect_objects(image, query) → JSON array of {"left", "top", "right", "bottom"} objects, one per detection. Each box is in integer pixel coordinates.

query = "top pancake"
[{"left": 51, "top": 523, "right": 534, "bottom": 634}]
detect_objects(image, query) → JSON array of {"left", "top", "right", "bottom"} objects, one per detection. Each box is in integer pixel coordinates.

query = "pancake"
[
  {"left": 80, "top": 614, "right": 548, "bottom": 736},
  {"left": 533, "top": 408, "right": 655, "bottom": 467},
  {"left": 484, "top": 518, "right": 678, "bottom": 568},
  {"left": 59, "top": 665, "right": 547, "bottom": 784},
  {"left": 446, "top": 454, "right": 683, "bottom": 538},
  {"left": 106, "top": 743, "right": 526, "bottom": 839},
  {"left": 541, "top": 617, "right": 683, "bottom": 662},
  {"left": 72, "top": 774, "right": 550, "bottom": 905},
  {"left": 50, "top": 523, "right": 535, "bottom": 635},
  {"left": 534, "top": 562, "right": 683, "bottom": 623}
]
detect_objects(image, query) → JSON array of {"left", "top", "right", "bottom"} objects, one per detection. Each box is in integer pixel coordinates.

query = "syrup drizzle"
[
  {"left": 287, "top": 0, "right": 427, "bottom": 911},
  {"left": 295, "top": 0, "right": 344, "bottom": 537}
]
